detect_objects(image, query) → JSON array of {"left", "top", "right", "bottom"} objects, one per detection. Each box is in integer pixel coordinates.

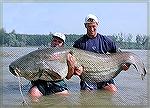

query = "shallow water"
[{"left": 0, "top": 47, "right": 149, "bottom": 108}]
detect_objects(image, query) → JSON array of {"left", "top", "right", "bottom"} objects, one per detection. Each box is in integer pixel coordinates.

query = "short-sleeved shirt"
[{"left": 73, "top": 33, "right": 117, "bottom": 53}]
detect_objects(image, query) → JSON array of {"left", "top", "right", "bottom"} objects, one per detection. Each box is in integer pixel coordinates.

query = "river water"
[{"left": 0, "top": 47, "right": 149, "bottom": 108}]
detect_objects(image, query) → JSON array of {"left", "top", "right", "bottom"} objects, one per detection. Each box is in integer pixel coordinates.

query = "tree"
[
  {"left": 0, "top": 28, "right": 7, "bottom": 46},
  {"left": 140, "top": 35, "right": 149, "bottom": 49},
  {"left": 9, "top": 33, "right": 18, "bottom": 46},
  {"left": 126, "top": 33, "right": 133, "bottom": 49},
  {"left": 11, "top": 29, "right": 16, "bottom": 34}
]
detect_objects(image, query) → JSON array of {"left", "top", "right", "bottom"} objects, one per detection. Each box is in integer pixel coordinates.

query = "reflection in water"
[{"left": 1, "top": 47, "right": 149, "bottom": 107}]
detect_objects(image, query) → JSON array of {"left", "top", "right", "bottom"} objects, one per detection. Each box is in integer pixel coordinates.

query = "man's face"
[
  {"left": 51, "top": 37, "right": 64, "bottom": 47},
  {"left": 85, "top": 22, "right": 98, "bottom": 37}
]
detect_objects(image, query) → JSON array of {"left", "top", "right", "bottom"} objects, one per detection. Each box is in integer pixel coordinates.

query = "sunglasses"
[{"left": 53, "top": 39, "right": 63, "bottom": 43}]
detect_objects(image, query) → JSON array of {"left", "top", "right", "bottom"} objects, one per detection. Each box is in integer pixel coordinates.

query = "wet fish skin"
[
  {"left": 77, "top": 51, "right": 147, "bottom": 82},
  {"left": 9, "top": 47, "right": 70, "bottom": 81},
  {"left": 9, "top": 47, "right": 147, "bottom": 82}
]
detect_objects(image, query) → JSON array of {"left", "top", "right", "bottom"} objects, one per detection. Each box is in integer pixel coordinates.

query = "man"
[
  {"left": 73, "top": 14, "right": 129, "bottom": 92},
  {"left": 28, "top": 33, "right": 77, "bottom": 100},
  {"left": 50, "top": 32, "right": 65, "bottom": 47}
]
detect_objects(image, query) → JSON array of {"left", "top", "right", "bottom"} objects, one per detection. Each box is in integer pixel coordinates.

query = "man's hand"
[
  {"left": 121, "top": 63, "right": 131, "bottom": 71},
  {"left": 67, "top": 53, "right": 77, "bottom": 67},
  {"left": 74, "top": 65, "right": 84, "bottom": 76},
  {"left": 66, "top": 53, "right": 83, "bottom": 79}
]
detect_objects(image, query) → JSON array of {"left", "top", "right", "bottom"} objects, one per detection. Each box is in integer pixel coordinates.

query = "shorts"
[
  {"left": 31, "top": 79, "right": 68, "bottom": 95},
  {"left": 80, "top": 79, "right": 115, "bottom": 90}
]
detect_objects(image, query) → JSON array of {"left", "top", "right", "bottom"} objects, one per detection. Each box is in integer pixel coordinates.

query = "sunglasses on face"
[{"left": 53, "top": 39, "right": 63, "bottom": 43}]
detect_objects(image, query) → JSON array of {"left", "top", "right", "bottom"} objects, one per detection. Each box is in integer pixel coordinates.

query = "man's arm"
[{"left": 65, "top": 53, "right": 83, "bottom": 79}]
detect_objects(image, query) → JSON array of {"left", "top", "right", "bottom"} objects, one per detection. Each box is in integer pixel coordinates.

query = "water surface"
[{"left": 0, "top": 47, "right": 149, "bottom": 108}]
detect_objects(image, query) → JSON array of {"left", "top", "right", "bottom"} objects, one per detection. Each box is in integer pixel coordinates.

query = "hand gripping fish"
[{"left": 9, "top": 47, "right": 147, "bottom": 82}]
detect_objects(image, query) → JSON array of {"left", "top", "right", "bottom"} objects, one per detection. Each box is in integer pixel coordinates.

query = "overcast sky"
[{"left": 3, "top": 2, "right": 147, "bottom": 36}]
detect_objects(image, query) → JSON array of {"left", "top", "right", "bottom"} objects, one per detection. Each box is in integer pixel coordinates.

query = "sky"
[{"left": 2, "top": 2, "right": 147, "bottom": 36}]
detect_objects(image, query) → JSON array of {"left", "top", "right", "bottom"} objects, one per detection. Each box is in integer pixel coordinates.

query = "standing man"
[{"left": 73, "top": 14, "right": 127, "bottom": 92}]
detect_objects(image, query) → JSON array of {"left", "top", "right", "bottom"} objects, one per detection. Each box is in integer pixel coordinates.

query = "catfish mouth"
[{"left": 9, "top": 65, "right": 17, "bottom": 76}]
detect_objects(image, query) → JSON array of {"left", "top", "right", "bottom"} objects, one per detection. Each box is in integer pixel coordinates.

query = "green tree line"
[{"left": 0, "top": 28, "right": 149, "bottom": 49}]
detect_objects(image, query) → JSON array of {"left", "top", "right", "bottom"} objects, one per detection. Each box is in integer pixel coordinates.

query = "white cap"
[
  {"left": 53, "top": 32, "right": 66, "bottom": 42},
  {"left": 85, "top": 14, "right": 99, "bottom": 24}
]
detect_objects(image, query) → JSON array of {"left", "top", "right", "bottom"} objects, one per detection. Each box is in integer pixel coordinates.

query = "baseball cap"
[
  {"left": 85, "top": 14, "right": 99, "bottom": 24},
  {"left": 53, "top": 32, "right": 66, "bottom": 42}
]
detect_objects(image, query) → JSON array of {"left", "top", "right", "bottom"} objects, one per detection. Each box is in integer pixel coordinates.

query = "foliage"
[{"left": 0, "top": 28, "right": 149, "bottom": 49}]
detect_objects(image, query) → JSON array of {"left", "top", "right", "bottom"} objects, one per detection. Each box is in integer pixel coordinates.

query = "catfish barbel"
[{"left": 9, "top": 47, "right": 147, "bottom": 82}]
